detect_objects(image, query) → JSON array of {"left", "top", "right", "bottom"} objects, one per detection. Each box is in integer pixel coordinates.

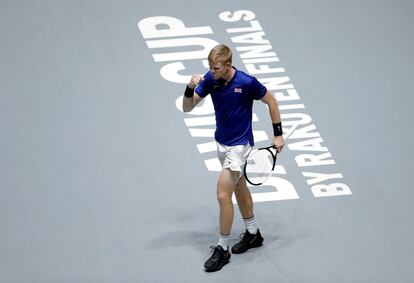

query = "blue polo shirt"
[{"left": 195, "top": 68, "right": 267, "bottom": 146}]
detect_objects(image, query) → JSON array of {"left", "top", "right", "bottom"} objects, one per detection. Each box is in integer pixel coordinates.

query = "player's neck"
[{"left": 223, "top": 67, "right": 235, "bottom": 85}]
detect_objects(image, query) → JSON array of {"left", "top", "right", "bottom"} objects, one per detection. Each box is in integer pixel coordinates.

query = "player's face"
[{"left": 209, "top": 61, "right": 230, "bottom": 80}]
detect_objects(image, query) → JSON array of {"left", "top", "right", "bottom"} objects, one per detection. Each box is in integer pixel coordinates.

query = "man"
[{"left": 182, "top": 44, "right": 285, "bottom": 272}]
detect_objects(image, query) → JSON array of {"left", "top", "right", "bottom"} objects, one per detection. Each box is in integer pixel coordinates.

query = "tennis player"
[{"left": 182, "top": 44, "right": 285, "bottom": 272}]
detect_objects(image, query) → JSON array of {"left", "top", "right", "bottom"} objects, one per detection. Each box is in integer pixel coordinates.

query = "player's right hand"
[{"left": 188, "top": 74, "right": 204, "bottom": 89}]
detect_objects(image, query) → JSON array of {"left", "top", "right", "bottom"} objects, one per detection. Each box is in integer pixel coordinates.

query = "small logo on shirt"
[{"left": 234, "top": 88, "right": 242, "bottom": 93}]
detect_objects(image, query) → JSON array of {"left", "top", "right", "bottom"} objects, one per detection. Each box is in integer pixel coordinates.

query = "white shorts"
[{"left": 217, "top": 142, "right": 252, "bottom": 173}]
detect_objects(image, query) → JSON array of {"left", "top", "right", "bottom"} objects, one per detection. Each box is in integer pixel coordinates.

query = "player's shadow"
[
  {"left": 145, "top": 206, "right": 310, "bottom": 264},
  {"left": 145, "top": 226, "right": 287, "bottom": 258},
  {"left": 145, "top": 230, "right": 214, "bottom": 254}
]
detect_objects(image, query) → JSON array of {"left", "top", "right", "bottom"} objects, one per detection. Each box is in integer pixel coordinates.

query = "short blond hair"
[{"left": 208, "top": 44, "right": 232, "bottom": 65}]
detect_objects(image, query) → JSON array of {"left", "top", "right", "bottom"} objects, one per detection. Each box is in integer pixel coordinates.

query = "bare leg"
[
  {"left": 216, "top": 168, "right": 240, "bottom": 235},
  {"left": 234, "top": 175, "right": 254, "bottom": 219}
]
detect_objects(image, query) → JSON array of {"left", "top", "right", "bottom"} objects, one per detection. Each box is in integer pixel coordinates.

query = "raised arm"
[{"left": 182, "top": 74, "right": 204, "bottom": 113}]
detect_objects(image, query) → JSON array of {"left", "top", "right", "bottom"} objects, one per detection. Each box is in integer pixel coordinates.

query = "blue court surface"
[{"left": 1, "top": 0, "right": 413, "bottom": 282}]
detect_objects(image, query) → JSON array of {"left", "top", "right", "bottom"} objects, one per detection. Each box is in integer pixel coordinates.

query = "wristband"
[
  {"left": 273, "top": 122, "right": 283, "bottom": 136},
  {"left": 184, "top": 85, "right": 194, "bottom": 98}
]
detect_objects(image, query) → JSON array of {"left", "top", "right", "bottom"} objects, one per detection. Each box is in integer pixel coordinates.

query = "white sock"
[
  {"left": 244, "top": 215, "right": 258, "bottom": 235},
  {"left": 217, "top": 233, "right": 230, "bottom": 250}
]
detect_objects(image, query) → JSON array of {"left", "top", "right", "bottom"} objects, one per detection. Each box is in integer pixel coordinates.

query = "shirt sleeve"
[
  {"left": 195, "top": 72, "right": 214, "bottom": 98},
  {"left": 250, "top": 77, "right": 267, "bottom": 100}
]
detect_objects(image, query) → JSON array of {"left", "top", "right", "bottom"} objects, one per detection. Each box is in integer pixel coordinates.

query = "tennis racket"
[{"left": 243, "top": 145, "right": 278, "bottom": 186}]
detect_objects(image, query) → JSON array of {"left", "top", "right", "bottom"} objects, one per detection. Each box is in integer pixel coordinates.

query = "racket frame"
[{"left": 243, "top": 145, "right": 278, "bottom": 186}]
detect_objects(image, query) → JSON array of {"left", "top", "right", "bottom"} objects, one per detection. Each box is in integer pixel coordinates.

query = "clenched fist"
[{"left": 188, "top": 74, "right": 204, "bottom": 89}]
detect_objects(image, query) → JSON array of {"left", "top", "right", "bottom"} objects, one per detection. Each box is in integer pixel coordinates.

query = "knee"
[{"left": 216, "top": 188, "right": 232, "bottom": 205}]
